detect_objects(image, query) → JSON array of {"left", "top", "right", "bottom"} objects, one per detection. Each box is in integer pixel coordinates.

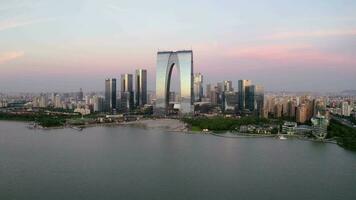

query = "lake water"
[{"left": 1, "top": 121, "right": 356, "bottom": 200}]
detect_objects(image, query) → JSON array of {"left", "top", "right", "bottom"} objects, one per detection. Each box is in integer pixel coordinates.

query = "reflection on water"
[{"left": 0, "top": 121, "right": 355, "bottom": 200}]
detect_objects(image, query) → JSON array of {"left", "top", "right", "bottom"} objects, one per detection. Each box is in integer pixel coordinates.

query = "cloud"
[
  {"left": 0, "top": 17, "right": 56, "bottom": 31},
  {"left": 224, "top": 44, "right": 356, "bottom": 67},
  {"left": 0, "top": 51, "right": 24, "bottom": 64},
  {"left": 265, "top": 30, "right": 356, "bottom": 40}
]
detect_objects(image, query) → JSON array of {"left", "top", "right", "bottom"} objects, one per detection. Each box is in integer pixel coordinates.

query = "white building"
[
  {"left": 311, "top": 112, "right": 329, "bottom": 139},
  {"left": 74, "top": 108, "right": 91, "bottom": 115},
  {"left": 341, "top": 101, "right": 352, "bottom": 116},
  {"left": 282, "top": 121, "right": 297, "bottom": 135},
  {"left": 93, "top": 96, "right": 104, "bottom": 112}
]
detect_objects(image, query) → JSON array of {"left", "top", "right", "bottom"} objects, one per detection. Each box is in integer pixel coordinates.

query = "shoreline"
[{"left": 0, "top": 118, "right": 339, "bottom": 144}]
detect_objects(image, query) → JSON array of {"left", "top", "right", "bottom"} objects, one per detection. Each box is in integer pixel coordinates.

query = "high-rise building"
[
  {"left": 274, "top": 103, "right": 283, "bottom": 118},
  {"left": 296, "top": 104, "right": 307, "bottom": 123},
  {"left": 155, "top": 50, "right": 194, "bottom": 115},
  {"left": 39, "top": 94, "right": 48, "bottom": 108},
  {"left": 93, "top": 96, "right": 104, "bottom": 112},
  {"left": 135, "top": 69, "right": 147, "bottom": 107},
  {"left": 223, "top": 80, "right": 233, "bottom": 92},
  {"left": 287, "top": 100, "right": 297, "bottom": 118},
  {"left": 246, "top": 85, "right": 264, "bottom": 117},
  {"left": 54, "top": 94, "right": 62, "bottom": 108},
  {"left": 216, "top": 82, "right": 224, "bottom": 94},
  {"left": 210, "top": 89, "right": 219, "bottom": 105},
  {"left": 238, "top": 80, "right": 252, "bottom": 110},
  {"left": 206, "top": 84, "right": 212, "bottom": 98},
  {"left": 105, "top": 78, "right": 117, "bottom": 113},
  {"left": 121, "top": 74, "right": 134, "bottom": 111},
  {"left": 121, "top": 74, "right": 133, "bottom": 92},
  {"left": 193, "top": 73, "right": 203, "bottom": 102},
  {"left": 224, "top": 91, "right": 238, "bottom": 111},
  {"left": 341, "top": 101, "right": 351, "bottom": 116}
]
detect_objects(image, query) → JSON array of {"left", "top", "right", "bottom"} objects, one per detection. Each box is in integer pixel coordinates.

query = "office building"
[
  {"left": 105, "top": 78, "right": 117, "bottom": 113},
  {"left": 246, "top": 85, "right": 264, "bottom": 117},
  {"left": 121, "top": 74, "right": 134, "bottom": 111},
  {"left": 206, "top": 84, "right": 212, "bottom": 98},
  {"left": 296, "top": 104, "right": 307, "bottom": 123},
  {"left": 216, "top": 82, "right": 224, "bottom": 94},
  {"left": 287, "top": 100, "right": 297, "bottom": 118},
  {"left": 135, "top": 69, "right": 147, "bottom": 107},
  {"left": 93, "top": 96, "right": 104, "bottom": 112},
  {"left": 155, "top": 50, "right": 194, "bottom": 115},
  {"left": 194, "top": 73, "right": 203, "bottom": 102},
  {"left": 342, "top": 101, "right": 351, "bottom": 116},
  {"left": 224, "top": 91, "right": 238, "bottom": 112},
  {"left": 238, "top": 80, "right": 252, "bottom": 110},
  {"left": 223, "top": 80, "right": 233, "bottom": 92}
]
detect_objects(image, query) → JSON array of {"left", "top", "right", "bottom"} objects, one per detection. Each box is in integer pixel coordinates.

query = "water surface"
[{"left": 1, "top": 121, "right": 355, "bottom": 200}]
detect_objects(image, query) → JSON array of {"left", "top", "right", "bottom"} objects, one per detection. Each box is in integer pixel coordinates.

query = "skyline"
[{"left": 1, "top": 0, "right": 356, "bottom": 92}]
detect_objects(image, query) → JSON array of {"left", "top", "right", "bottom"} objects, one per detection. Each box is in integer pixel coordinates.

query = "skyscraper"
[
  {"left": 135, "top": 69, "right": 147, "bottom": 107},
  {"left": 238, "top": 80, "right": 252, "bottom": 110},
  {"left": 206, "top": 84, "right": 212, "bottom": 98},
  {"left": 216, "top": 82, "right": 224, "bottom": 94},
  {"left": 223, "top": 80, "right": 233, "bottom": 92},
  {"left": 341, "top": 101, "right": 351, "bottom": 116},
  {"left": 247, "top": 85, "right": 264, "bottom": 117},
  {"left": 105, "top": 78, "right": 117, "bottom": 113},
  {"left": 155, "top": 50, "right": 194, "bottom": 115},
  {"left": 194, "top": 73, "right": 203, "bottom": 102},
  {"left": 296, "top": 104, "right": 307, "bottom": 123},
  {"left": 93, "top": 96, "right": 104, "bottom": 112},
  {"left": 121, "top": 74, "right": 134, "bottom": 111}
]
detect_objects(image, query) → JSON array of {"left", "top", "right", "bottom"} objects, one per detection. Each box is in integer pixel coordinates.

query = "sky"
[{"left": 0, "top": 0, "right": 356, "bottom": 93}]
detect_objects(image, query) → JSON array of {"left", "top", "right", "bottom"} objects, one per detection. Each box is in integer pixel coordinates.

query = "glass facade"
[
  {"left": 105, "top": 78, "right": 116, "bottom": 113},
  {"left": 135, "top": 69, "right": 147, "bottom": 107},
  {"left": 194, "top": 73, "right": 203, "bottom": 102},
  {"left": 238, "top": 80, "right": 252, "bottom": 110},
  {"left": 120, "top": 74, "right": 134, "bottom": 111},
  {"left": 155, "top": 50, "right": 194, "bottom": 114}
]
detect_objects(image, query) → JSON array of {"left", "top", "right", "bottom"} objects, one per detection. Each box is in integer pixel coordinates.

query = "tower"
[{"left": 155, "top": 50, "right": 194, "bottom": 115}]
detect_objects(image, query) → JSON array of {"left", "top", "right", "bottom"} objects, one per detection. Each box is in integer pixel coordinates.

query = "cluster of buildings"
[
  {"left": 104, "top": 69, "right": 149, "bottom": 114},
  {"left": 264, "top": 95, "right": 328, "bottom": 123},
  {"left": 264, "top": 95, "right": 355, "bottom": 121},
  {"left": 1, "top": 50, "right": 355, "bottom": 133},
  {"left": 267, "top": 95, "right": 356, "bottom": 139},
  {"left": 329, "top": 98, "right": 355, "bottom": 117},
  {"left": 193, "top": 79, "right": 264, "bottom": 117}
]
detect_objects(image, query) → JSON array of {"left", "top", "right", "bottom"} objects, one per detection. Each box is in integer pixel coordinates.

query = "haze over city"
[{"left": 0, "top": 0, "right": 356, "bottom": 92}]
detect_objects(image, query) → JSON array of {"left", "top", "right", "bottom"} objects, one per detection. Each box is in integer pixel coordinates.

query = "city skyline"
[{"left": 1, "top": 0, "right": 356, "bottom": 92}]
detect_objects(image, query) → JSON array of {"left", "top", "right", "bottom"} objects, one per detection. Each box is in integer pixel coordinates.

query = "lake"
[{"left": 0, "top": 121, "right": 355, "bottom": 200}]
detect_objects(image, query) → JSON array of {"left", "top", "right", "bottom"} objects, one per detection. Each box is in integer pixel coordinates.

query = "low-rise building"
[
  {"left": 74, "top": 108, "right": 91, "bottom": 115},
  {"left": 282, "top": 121, "right": 297, "bottom": 135},
  {"left": 311, "top": 112, "right": 329, "bottom": 139}
]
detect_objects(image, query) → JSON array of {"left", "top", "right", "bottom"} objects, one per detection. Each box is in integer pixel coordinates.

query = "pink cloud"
[
  {"left": 265, "top": 29, "right": 356, "bottom": 40},
  {"left": 225, "top": 44, "right": 356, "bottom": 67},
  {"left": 0, "top": 51, "right": 24, "bottom": 64}
]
